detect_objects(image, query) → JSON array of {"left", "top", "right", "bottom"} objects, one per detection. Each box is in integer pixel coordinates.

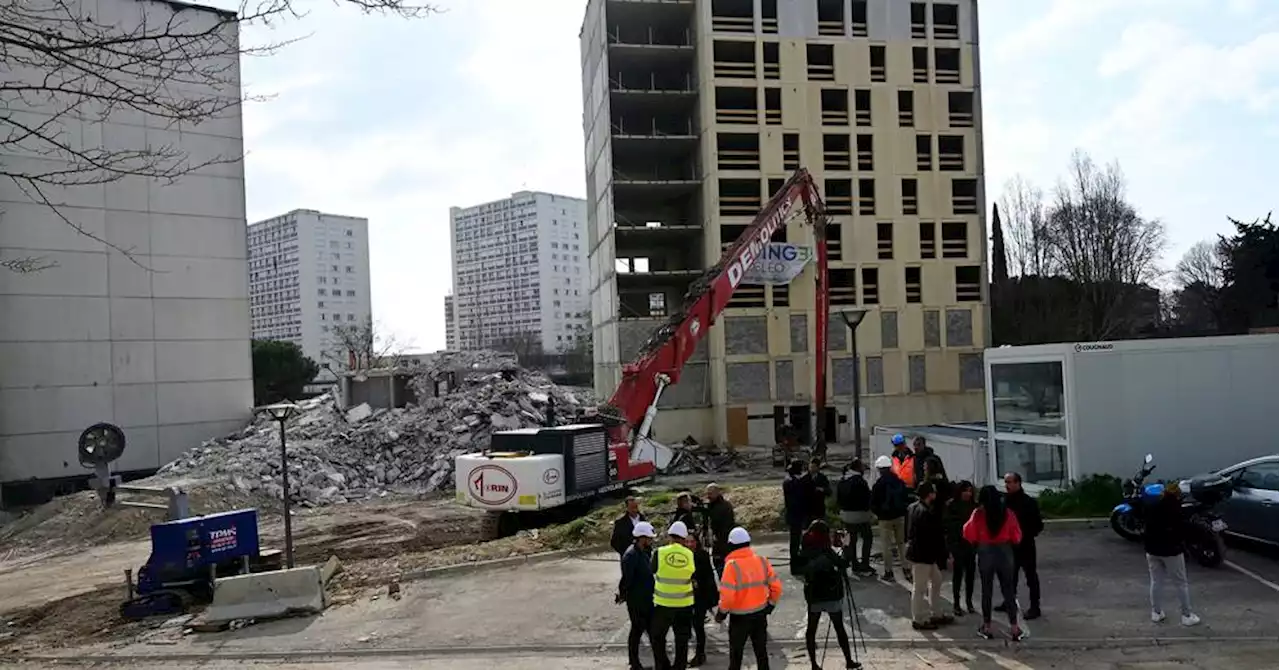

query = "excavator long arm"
[{"left": 603, "top": 168, "right": 830, "bottom": 445}]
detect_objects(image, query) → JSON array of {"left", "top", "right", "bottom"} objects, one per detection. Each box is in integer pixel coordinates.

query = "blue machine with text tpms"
[{"left": 122, "top": 509, "right": 265, "bottom": 619}]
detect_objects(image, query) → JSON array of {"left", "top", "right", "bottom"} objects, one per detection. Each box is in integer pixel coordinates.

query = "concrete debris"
[
  {"left": 155, "top": 351, "right": 594, "bottom": 507},
  {"left": 663, "top": 440, "right": 747, "bottom": 475}
]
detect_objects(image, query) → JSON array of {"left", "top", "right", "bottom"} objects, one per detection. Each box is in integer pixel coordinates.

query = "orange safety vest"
[
  {"left": 718, "top": 547, "right": 782, "bottom": 615},
  {"left": 892, "top": 453, "right": 916, "bottom": 488}
]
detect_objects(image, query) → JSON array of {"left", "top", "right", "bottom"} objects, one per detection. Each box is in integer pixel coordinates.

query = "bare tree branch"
[
  {"left": 1043, "top": 150, "right": 1167, "bottom": 340},
  {"left": 1, "top": 0, "right": 438, "bottom": 272},
  {"left": 324, "top": 317, "right": 402, "bottom": 370},
  {"left": 998, "top": 174, "right": 1054, "bottom": 277},
  {"left": 1175, "top": 240, "right": 1224, "bottom": 290}
]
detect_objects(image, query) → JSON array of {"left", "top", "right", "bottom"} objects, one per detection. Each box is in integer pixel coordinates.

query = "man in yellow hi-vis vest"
[{"left": 650, "top": 521, "right": 696, "bottom": 670}]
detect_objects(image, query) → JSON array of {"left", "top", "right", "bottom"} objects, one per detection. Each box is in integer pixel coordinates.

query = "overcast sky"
[{"left": 235, "top": 0, "right": 1280, "bottom": 352}]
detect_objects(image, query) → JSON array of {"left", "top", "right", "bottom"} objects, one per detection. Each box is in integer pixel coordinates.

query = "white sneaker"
[
  {"left": 1151, "top": 610, "right": 1166, "bottom": 623},
  {"left": 1180, "top": 613, "right": 1201, "bottom": 627}
]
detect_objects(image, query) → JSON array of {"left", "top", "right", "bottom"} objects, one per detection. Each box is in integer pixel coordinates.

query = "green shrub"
[{"left": 1037, "top": 474, "right": 1123, "bottom": 518}]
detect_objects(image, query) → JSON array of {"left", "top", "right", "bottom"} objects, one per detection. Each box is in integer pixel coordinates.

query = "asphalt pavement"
[{"left": 13, "top": 527, "right": 1277, "bottom": 668}]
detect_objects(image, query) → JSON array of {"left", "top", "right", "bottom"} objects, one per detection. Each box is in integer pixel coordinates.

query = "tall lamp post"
[
  {"left": 257, "top": 401, "right": 300, "bottom": 568},
  {"left": 839, "top": 310, "right": 868, "bottom": 460}
]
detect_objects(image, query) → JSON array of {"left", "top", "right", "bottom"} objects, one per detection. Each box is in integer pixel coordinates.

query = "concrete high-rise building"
[
  {"left": 444, "top": 294, "right": 458, "bottom": 351},
  {"left": 580, "top": 0, "right": 988, "bottom": 446},
  {"left": 247, "top": 210, "right": 372, "bottom": 369},
  {"left": 449, "top": 192, "right": 589, "bottom": 353},
  {"left": 0, "top": 0, "right": 252, "bottom": 497}
]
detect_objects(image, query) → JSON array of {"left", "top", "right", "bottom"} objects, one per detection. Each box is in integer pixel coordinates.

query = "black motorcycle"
[{"left": 1110, "top": 453, "right": 1232, "bottom": 567}]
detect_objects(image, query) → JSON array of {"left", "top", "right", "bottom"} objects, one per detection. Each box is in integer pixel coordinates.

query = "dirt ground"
[{"left": 0, "top": 476, "right": 785, "bottom": 653}]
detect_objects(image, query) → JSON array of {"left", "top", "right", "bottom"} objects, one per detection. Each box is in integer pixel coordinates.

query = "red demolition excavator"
[{"left": 455, "top": 169, "right": 832, "bottom": 537}]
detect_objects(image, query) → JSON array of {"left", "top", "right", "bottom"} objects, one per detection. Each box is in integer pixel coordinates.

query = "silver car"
[{"left": 1215, "top": 455, "right": 1279, "bottom": 545}]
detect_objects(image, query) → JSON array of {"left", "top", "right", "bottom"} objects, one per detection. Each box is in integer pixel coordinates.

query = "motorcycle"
[{"left": 1110, "top": 453, "right": 1232, "bottom": 568}]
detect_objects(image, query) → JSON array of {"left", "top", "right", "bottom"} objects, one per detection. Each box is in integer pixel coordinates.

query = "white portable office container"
[{"left": 984, "top": 334, "right": 1278, "bottom": 491}]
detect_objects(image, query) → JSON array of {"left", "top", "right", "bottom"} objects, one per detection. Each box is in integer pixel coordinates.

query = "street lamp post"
[
  {"left": 257, "top": 401, "right": 300, "bottom": 568},
  {"left": 839, "top": 310, "right": 868, "bottom": 460}
]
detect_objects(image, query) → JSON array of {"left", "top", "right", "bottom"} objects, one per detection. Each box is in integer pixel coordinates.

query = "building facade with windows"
[
  {"left": 449, "top": 192, "right": 589, "bottom": 353},
  {"left": 247, "top": 210, "right": 372, "bottom": 370},
  {"left": 0, "top": 0, "right": 253, "bottom": 496},
  {"left": 580, "top": 0, "right": 988, "bottom": 447},
  {"left": 444, "top": 294, "right": 458, "bottom": 351}
]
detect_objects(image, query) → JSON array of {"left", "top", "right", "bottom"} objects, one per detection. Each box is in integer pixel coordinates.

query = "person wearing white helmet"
[
  {"left": 650, "top": 521, "right": 697, "bottom": 670},
  {"left": 871, "top": 453, "right": 911, "bottom": 582},
  {"left": 617, "top": 521, "right": 657, "bottom": 670}
]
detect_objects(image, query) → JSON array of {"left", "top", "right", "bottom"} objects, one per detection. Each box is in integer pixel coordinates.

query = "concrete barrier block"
[{"left": 205, "top": 566, "right": 326, "bottom": 624}]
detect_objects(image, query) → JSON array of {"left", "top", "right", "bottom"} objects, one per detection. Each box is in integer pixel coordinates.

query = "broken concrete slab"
[{"left": 153, "top": 351, "right": 596, "bottom": 506}]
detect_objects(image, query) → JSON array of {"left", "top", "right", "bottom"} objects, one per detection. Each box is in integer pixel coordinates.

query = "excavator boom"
[{"left": 604, "top": 168, "right": 830, "bottom": 446}]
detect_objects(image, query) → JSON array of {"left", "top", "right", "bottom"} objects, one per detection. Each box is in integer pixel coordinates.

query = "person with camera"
[
  {"left": 716, "top": 527, "right": 782, "bottom": 670},
  {"left": 616, "top": 521, "right": 657, "bottom": 670},
  {"left": 798, "top": 520, "right": 859, "bottom": 670}
]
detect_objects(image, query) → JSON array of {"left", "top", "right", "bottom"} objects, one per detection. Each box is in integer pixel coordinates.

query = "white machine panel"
[{"left": 455, "top": 453, "right": 566, "bottom": 511}]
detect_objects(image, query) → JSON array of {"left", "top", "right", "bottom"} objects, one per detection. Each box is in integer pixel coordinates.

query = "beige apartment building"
[{"left": 580, "top": 0, "right": 988, "bottom": 447}]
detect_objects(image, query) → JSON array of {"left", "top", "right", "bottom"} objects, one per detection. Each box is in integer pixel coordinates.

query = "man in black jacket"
[
  {"left": 704, "top": 484, "right": 735, "bottom": 573},
  {"left": 911, "top": 436, "right": 937, "bottom": 494},
  {"left": 1001, "top": 472, "right": 1043, "bottom": 619},
  {"left": 688, "top": 526, "right": 718, "bottom": 667},
  {"left": 617, "top": 521, "right": 657, "bottom": 670},
  {"left": 805, "top": 457, "right": 832, "bottom": 523},
  {"left": 870, "top": 455, "right": 910, "bottom": 582},
  {"left": 611, "top": 496, "right": 648, "bottom": 557},
  {"left": 905, "top": 482, "right": 951, "bottom": 630},
  {"left": 837, "top": 459, "right": 874, "bottom": 573},
  {"left": 1141, "top": 483, "right": 1200, "bottom": 626},
  {"left": 782, "top": 461, "right": 809, "bottom": 574}
]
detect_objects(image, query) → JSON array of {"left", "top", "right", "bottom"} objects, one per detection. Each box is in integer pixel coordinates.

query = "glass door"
[{"left": 987, "top": 358, "right": 1071, "bottom": 490}]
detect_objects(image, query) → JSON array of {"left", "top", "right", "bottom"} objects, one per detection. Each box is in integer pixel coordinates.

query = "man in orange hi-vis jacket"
[{"left": 715, "top": 527, "right": 782, "bottom": 670}]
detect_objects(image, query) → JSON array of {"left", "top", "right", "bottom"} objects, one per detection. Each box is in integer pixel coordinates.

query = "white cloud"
[{"left": 1085, "top": 22, "right": 1279, "bottom": 148}]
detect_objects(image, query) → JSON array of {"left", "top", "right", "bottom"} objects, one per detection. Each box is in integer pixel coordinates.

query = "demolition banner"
[{"left": 741, "top": 243, "right": 814, "bottom": 285}]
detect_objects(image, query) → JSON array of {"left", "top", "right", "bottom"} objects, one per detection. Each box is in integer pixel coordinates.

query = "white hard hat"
[
  {"left": 632, "top": 521, "right": 656, "bottom": 538},
  {"left": 874, "top": 455, "right": 892, "bottom": 469},
  {"left": 667, "top": 521, "right": 689, "bottom": 538},
  {"left": 728, "top": 527, "right": 751, "bottom": 545}
]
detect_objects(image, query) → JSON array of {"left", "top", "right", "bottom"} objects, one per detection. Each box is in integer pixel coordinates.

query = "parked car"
[{"left": 1209, "top": 455, "right": 1278, "bottom": 546}]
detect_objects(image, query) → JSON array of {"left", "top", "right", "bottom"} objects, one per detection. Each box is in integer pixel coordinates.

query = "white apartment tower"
[
  {"left": 444, "top": 294, "right": 458, "bottom": 351},
  {"left": 580, "top": 0, "right": 988, "bottom": 447},
  {"left": 449, "top": 192, "right": 589, "bottom": 353},
  {"left": 247, "top": 210, "right": 373, "bottom": 368}
]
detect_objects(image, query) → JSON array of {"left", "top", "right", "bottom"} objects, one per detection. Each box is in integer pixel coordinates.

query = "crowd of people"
[{"left": 612, "top": 433, "right": 1203, "bottom": 669}]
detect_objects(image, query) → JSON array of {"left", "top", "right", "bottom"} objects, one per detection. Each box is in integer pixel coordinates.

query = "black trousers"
[
  {"left": 1013, "top": 539, "right": 1041, "bottom": 609},
  {"left": 692, "top": 604, "right": 707, "bottom": 657},
  {"left": 727, "top": 612, "right": 770, "bottom": 670},
  {"left": 952, "top": 543, "right": 976, "bottom": 607},
  {"left": 651, "top": 605, "right": 693, "bottom": 670},
  {"left": 626, "top": 602, "right": 654, "bottom": 669},
  {"left": 805, "top": 610, "right": 852, "bottom": 665},
  {"left": 788, "top": 523, "right": 805, "bottom": 572}
]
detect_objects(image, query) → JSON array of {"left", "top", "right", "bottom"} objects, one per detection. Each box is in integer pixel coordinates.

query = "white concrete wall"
[{"left": 0, "top": 0, "right": 252, "bottom": 483}]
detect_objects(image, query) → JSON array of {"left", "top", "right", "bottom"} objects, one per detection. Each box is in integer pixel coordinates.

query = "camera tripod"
[{"left": 820, "top": 535, "right": 868, "bottom": 669}]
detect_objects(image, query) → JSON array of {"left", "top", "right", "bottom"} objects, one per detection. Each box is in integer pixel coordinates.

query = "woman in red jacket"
[{"left": 962, "top": 485, "right": 1024, "bottom": 641}]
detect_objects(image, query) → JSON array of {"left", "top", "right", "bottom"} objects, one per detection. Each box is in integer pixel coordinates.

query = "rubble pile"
[
  {"left": 156, "top": 351, "right": 593, "bottom": 507},
  {"left": 663, "top": 439, "right": 748, "bottom": 475}
]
